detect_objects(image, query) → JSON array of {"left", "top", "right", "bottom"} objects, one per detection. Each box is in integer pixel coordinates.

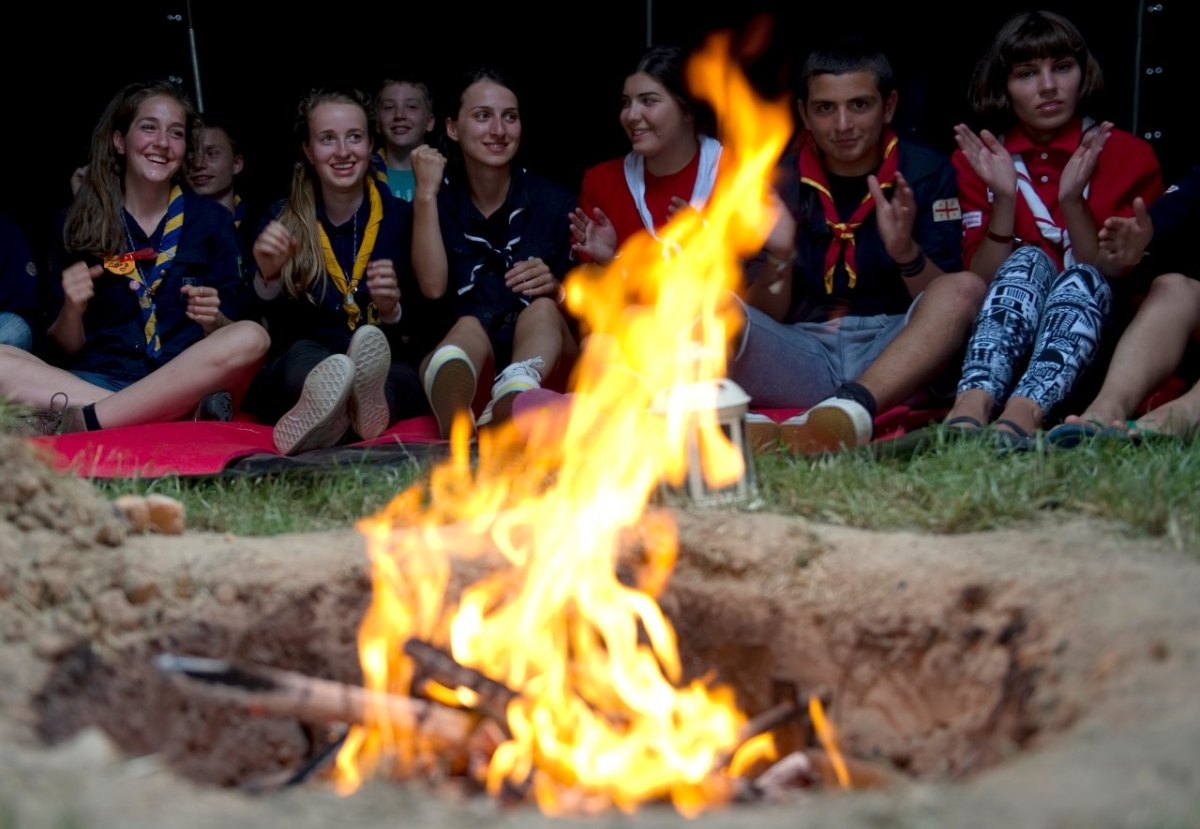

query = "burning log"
[
  {"left": 735, "top": 694, "right": 805, "bottom": 748},
  {"left": 403, "top": 638, "right": 519, "bottom": 732},
  {"left": 156, "top": 654, "right": 474, "bottom": 750}
]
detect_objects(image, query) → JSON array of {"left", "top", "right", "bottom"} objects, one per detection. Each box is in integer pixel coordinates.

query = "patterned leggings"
[{"left": 957, "top": 245, "right": 1112, "bottom": 413}]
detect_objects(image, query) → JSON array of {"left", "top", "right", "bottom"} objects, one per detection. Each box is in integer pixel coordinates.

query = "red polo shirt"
[
  {"left": 578, "top": 150, "right": 703, "bottom": 250},
  {"left": 953, "top": 118, "right": 1163, "bottom": 270}
]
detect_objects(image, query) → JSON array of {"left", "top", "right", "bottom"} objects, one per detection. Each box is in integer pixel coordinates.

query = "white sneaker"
[
  {"left": 779, "top": 398, "right": 873, "bottom": 454},
  {"left": 347, "top": 325, "right": 391, "bottom": 440},
  {"left": 478, "top": 357, "right": 544, "bottom": 428},
  {"left": 273, "top": 354, "right": 354, "bottom": 455}
]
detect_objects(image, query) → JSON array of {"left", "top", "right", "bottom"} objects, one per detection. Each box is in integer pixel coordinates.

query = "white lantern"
[{"left": 655, "top": 378, "right": 757, "bottom": 507}]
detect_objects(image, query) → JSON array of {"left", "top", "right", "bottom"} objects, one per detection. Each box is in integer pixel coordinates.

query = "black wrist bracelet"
[{"left": 897, "top": 250, "right": 926, "bottom": 277}]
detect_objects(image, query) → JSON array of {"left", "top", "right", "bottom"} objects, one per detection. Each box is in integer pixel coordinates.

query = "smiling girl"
[
  {"left": 415, "top": 68, "right": 577, "bottom": 438},
  {"left": 570, "top": 45, "right": 721, "bottom": 265},
  {"left": 0, "top": 80, "right": 267, "bottom": 432},
  {"left": 944, "top": 10, "right": 1162, "bottom": 444},
  {"left": 248, "top": 88, "right": 443, "bottom": 454}
]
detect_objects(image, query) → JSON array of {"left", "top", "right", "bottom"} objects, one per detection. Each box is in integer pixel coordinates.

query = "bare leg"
[
  {"left": 859, "top": 270, "right": 987, "bottom": 410},
  {"left": 0, "top": 345, "right": 114, "bottom": 409},
  {"left": 1131, "top": 382, "right": 1200, "bottom": 439},
  {"left": 510, "top": 298, "right": 575, "bottom": 379},
  {"left": 1068, "top": 273, "right": 1200, "bottom": 427},
  {"left": 92, "top": 321, "right": 269, "bottom": 427}
]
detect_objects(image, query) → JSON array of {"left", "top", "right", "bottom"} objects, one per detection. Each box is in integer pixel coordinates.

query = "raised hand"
[
  {"left": 1060, "top": 121, "right": 1112, "bottom": 204},
  {"left": 569, "top": 206, "right": 618, "bottom": 264},
  {"left": 252, "top": 220, "right": 298, "bottom": 281},
  {"left": 954, "top": 124, "right": 1016, "bottom": 199},
  {"left": 1097, "top": 196, "right": 1153, "bottom": 277},
  {"left": 410, "top": 144, "right": 447, "bottom": 200},
  {"left": 365, "top": 258, "right": 401, "bottom": 318},
  {"left": 182, "top": 283, "right": 221, "bottom": 333},
  {"left": 61, "top": 261, "right": 105, "bottom": 310},
  {"left": 869, "top": 171, "right": 919, "bottom": 262}
]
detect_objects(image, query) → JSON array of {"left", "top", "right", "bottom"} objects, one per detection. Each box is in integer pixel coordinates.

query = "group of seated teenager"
[{"left": 2, "top": 10, "right": 1197, "bottom": 457}]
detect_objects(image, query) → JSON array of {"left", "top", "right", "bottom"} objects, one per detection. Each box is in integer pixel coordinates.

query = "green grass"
[
  {"left": 92, "top": 464, "right": 423, "bottom": 536},
  {"left": 84, "top": 433, "right": 1200, "bottom": 554},
  {"left": 755, "top": 433, "right": 1200, "bottom": 551}
]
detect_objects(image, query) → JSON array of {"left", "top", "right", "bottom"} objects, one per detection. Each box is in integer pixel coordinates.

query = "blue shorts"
[
  {"left": 70, "top": 370, "right": 134, "bottom": 393},
  {"left": 729, "top": 299, "right": 917, "bottom": 408}
]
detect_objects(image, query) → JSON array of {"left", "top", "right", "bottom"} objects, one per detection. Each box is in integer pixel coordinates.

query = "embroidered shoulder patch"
[
  {"left": 961, "top": 210, "right": 983, "bottom": 229},
  {"left": 932, "top": 198, "right": 961, "bottom": 222}
]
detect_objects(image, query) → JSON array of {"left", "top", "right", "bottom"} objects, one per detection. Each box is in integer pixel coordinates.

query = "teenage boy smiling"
[{"left": 733, "top": 37, "right": 987, "bottom": 453}]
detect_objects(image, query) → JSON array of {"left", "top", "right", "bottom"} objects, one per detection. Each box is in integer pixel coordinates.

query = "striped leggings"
[{"left": 957, "top": 245, "right": 1112, "bottom": 413}]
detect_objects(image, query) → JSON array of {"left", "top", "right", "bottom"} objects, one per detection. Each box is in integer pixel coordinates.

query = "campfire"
[
  {"left": 339, "top": 36, "right": 799, "bottom": 814},
  {"left": 161, "top": 36, "right": 861, "bottom": 813}
]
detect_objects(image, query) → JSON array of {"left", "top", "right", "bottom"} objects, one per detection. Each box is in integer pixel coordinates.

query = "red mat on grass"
[
  {"left": 29, "top": 416, "right": 444, "bottom": 478},
  {"left": 28, "top": 391, "right": 949, "bottom": 479}
]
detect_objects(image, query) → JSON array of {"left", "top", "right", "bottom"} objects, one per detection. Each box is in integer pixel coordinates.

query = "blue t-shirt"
[
  {"left": 386, "top": 169, "right": 416, "bottom": 202},
  {"left": 49, "top": 190, "right": 246, "bottom": 383}
]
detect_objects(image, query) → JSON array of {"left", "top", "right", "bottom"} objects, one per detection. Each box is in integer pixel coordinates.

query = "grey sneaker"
[
  {"left": 193, "top": 391, "right": 234, "bottom": 422},
  {"left": 272, "top": 355, "right": 354, "bottom": 455},
  {"left": 347, "top": 325, "right": 391, "bottom": 440}
]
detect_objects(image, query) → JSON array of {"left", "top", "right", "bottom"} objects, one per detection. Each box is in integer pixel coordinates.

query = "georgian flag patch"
[{"left": 932, "top": 198, "right": 961, "bottom": 222}]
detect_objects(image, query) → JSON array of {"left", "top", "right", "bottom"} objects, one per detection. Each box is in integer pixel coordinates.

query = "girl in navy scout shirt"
[{"left": 0, "top": 80, "right": 267, "bottom": 432}]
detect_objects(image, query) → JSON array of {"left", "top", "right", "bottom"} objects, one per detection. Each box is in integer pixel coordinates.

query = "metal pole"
[
  {"left": 646, "top": 0, "right": 653, "bottom": 48},
  {"left": 186, "top": 0, "right": 205, "bottom": 113},
  {"left": 1131, "top": 0, "right": 1147, "bottom": 133}
]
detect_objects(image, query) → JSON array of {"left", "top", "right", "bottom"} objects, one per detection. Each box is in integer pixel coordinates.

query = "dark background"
[{"left": 0, "top": 0, "right": 1191, "bottom": 264}]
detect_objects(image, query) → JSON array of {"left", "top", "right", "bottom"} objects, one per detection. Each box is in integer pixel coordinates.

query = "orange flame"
[
  {"left": 337, "top": 34, "right": 793, "bottom": 814},
  {"left": 809, "top": 697, "right": 850, "bottom": 790}
]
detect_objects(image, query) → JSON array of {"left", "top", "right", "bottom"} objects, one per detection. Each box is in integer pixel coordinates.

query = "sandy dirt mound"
[{"left": 1, "top": 431, "right": 1198, "bottom": 827}]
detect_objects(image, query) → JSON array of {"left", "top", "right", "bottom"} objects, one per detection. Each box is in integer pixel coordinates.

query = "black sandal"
[{"left": 991, "top": 418, "right": 1035, "bottom": 453}]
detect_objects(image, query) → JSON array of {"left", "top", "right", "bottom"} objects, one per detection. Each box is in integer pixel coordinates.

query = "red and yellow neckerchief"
[{"left": 799, "top": 129, "right": 900, "bottom": 292}]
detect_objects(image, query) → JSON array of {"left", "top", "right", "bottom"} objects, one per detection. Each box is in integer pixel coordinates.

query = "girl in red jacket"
[{"left": 944, "top": 10, "right": 1162, "bottom": 445}]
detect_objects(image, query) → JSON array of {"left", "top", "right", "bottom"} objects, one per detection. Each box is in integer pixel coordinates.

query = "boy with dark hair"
[{"left": 733, "top": 37, "right": 987, "bottom": 452}]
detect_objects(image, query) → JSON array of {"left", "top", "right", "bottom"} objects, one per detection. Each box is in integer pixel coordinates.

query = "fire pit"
[{"left": 5, "top": 31, "right": 1200, "bottom": 829}]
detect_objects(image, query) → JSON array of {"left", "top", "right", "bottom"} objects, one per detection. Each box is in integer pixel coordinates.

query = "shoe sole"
[
  {"left": 477, "top": 390, "right": 520, "bottom": 430},
  {"left": 273, "top": 354, "right": 354, "bottom": 455},
  {"left": 780, "top": 407, "right": 858, "bottom": 454},
  {"left": 348, "top": 326, "right": 391, "bottom": 440},
  {"left": 427, "top": 357, "right": 476, "bottom": 439},
  {"left": 744, "top": 418, "right": 781, "bottom": 453}
]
